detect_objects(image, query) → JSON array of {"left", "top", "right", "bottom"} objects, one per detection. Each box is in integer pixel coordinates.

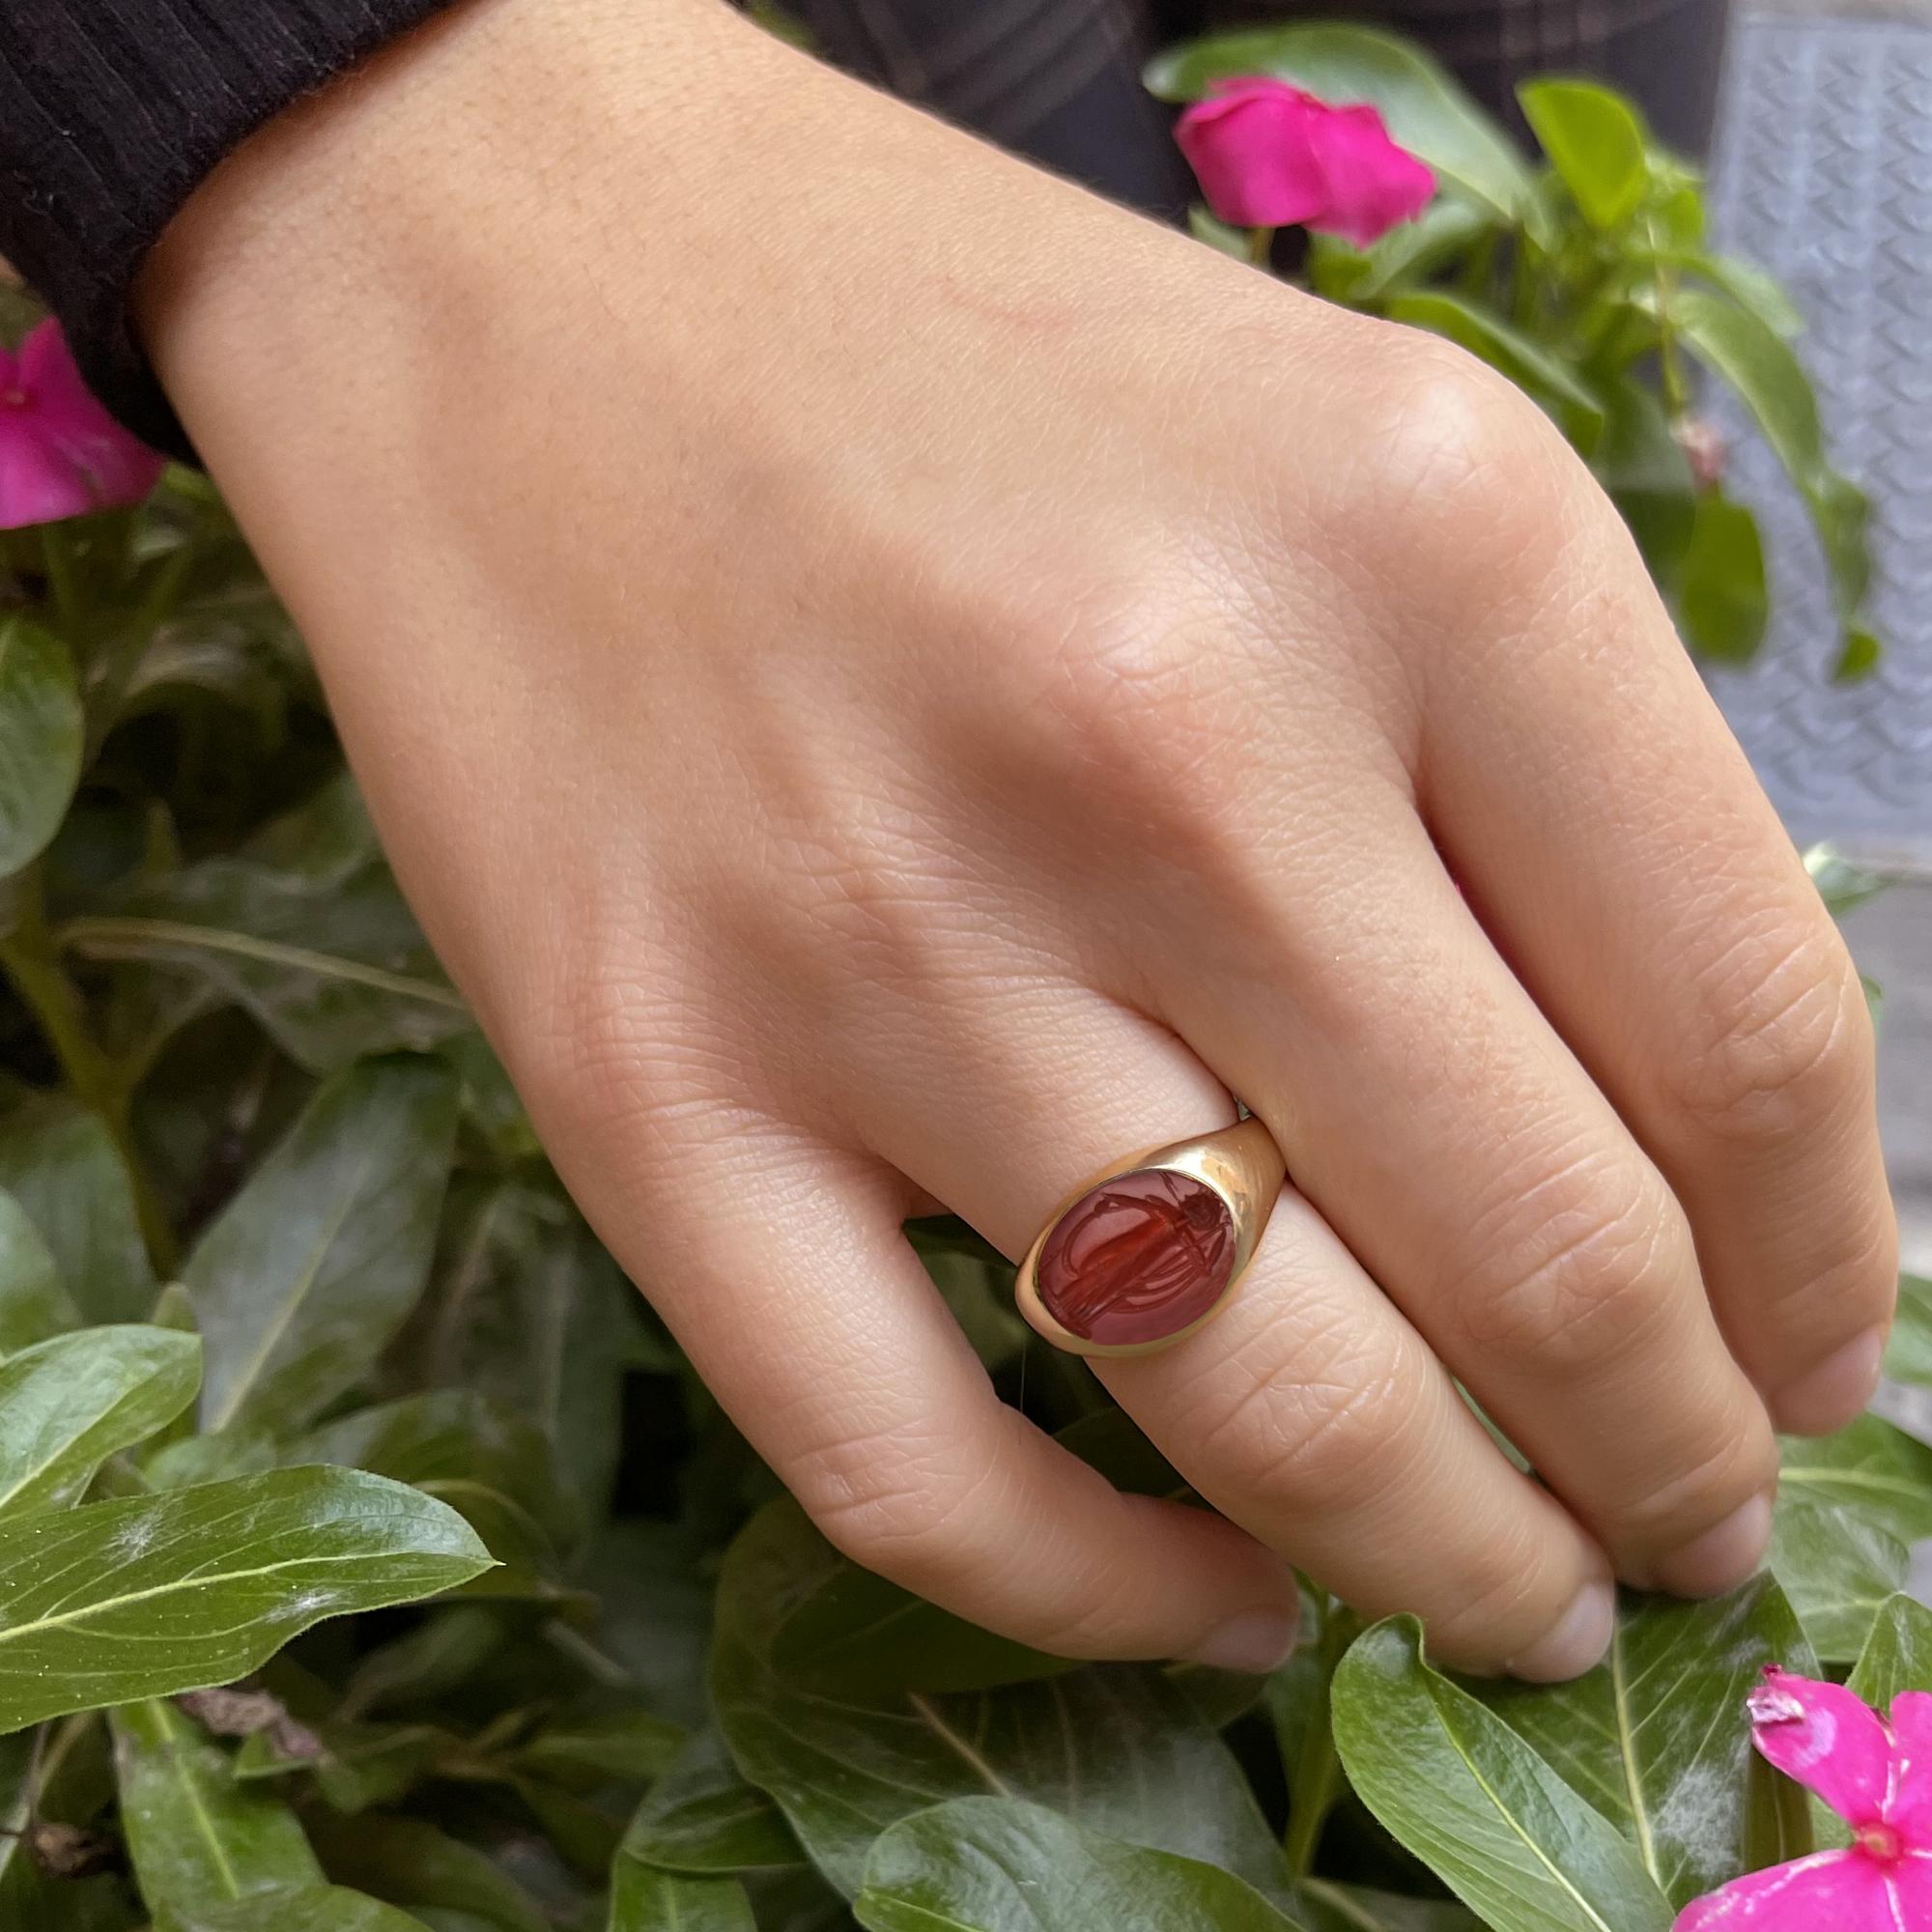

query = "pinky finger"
[{"left": 599, "top": 1139, "right": 1302, "bottom": 1673}]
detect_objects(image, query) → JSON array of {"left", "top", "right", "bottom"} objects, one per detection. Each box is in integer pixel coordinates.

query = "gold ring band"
[{"left": 1014, "top": 1118, "right": 1286, "bottom": 1358}]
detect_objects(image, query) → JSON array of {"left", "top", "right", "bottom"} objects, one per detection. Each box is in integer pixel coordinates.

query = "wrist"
[{"left": 135, "top": 0, "right": 755, "bottom": 439}]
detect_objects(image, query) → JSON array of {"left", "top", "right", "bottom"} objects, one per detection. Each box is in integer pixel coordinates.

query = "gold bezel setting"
[{"left": 1013, "top": 1118, "right": 1285, "bottom": 1359}]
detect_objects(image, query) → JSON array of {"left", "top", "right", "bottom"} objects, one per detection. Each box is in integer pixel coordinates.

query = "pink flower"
[
  {"left": 1176, "top": 77, "right": 1435, "bottom": 248},
  {"left": 0, "top": 320, "right": 164, "bottom": 529},
  {"left": 1673, "top": 413, "right": 1729, "bottom": 493},
  {"left": 1675, "top": 1668, "right": 1932, "bottom": 1928}
]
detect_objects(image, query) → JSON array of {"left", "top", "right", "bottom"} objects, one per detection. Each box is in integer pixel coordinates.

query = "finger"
[
  {"left": 1141, "top": 803, "right": 1780, "bottom": 1600},
  {"left": 860, "top": 982, "right": 1615, "bottom": 1680},
  {"left": 1417, "top": 516, "right": 1895, "bottom": 1435},
  {"left": 540, "top": 1109, "right": 1301, "bottom": 1670}
]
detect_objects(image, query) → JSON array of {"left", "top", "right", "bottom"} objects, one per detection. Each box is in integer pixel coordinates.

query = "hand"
[{"left": 138, "top": 0, "right": 1895, "bottom": 1680}]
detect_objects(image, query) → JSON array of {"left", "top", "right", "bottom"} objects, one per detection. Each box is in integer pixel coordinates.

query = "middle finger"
[{"left": 1141, "top": 803, "right": 1780, "bottom": 1597}]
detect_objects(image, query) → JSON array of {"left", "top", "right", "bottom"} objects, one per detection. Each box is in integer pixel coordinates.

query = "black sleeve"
[{"left": 0, "top": 2, "right": 454, "bottom": 457}]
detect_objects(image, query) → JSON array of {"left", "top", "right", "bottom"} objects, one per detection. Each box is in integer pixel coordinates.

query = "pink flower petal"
[
  {"left": 1177, "top": 78, "right": 1329, "bottom": 230},
  {"left": 14, "top": 318, "right": 164, "bottom": 513},
  {"left": 0, "top": 421, "right": 98, "bottom": 528},
  {"left": 1305, "top": 100, "right": 1436, "bottom": 247},
  {"left": 1748, "top": 1669, "right": 1892, "bottom": 1826},
  {"left": 1888, "top": 1850, "right": 1932, "bottom": 1919},
  {"left": 1885, "top": 1692, "right": 1932, "bottom": 1841},
  {"left": 1673, "top": 1849, "right": 1889, "bottom": 1929}
]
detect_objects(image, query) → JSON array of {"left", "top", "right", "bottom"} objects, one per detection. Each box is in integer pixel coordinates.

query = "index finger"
[{"left": 1420, "top": 491, "right": 1896, "bottom": 1437}]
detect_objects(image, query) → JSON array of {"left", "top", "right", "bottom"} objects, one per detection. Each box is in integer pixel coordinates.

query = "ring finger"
[{"left": 860, "top": 980, "right": 1617, "bottom": 1680}]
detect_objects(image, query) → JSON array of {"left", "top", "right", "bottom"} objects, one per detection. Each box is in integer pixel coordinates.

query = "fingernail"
[
  {"left": 1185, "top": 1608, "right": 1298, "bottom": 1675},
  {"left": 1649, "top": 1492, "right": 1774, "bottom": 1599},
  {"left": 1506, "top": 1577, "right": 1616, "bottom": 1683},
  {"left": 1773, "top": 1328, "right": 1886, "bottom": 1435}
]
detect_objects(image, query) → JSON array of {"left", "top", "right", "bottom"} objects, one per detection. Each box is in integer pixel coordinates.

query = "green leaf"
[
  {"left": 1770, "top": 1509, "right": 1907, "bottom": 1666},
  {"left": 0, "top": 1466, "right": 492, "bottom": 1732},
  {"left": 341, "top": 1603, "right": 510, "bottom": 1719},
  {"left": 1331, "top": 1617, "right": 1673, "bottom": 1932},
  {"left": 0, "top": 1094, "right": 155, "bottom": 1324},
  {"left": 1885, "top": 1274, "right": 1932, "bottom": 1386},
  {"left": 1677, "top": 495, "right": 1769, "bottom": 663},
  {"left": 1804, "top": 844, "right": 1889, "bottom": 922},
  {"left": 1298, "top": 1885, "right": 1479, "bottom": 1931},
  {"left": 1310, "top": 196, "right": 1494, "bottom": 304},
  {"left": 0, "top": 1325, "right": 199, "bottom": 1516},
  {"left": 518, "top": 1706, "right": 684, "bottom": 1789},
  {"left": 306, "top": 1814, "right": 549, "bottom": 1932},
  {"left": 0, "top": 619, "right": 83, "bottom": 879},
  {"left": 0, "top": 1707, "right": 123, "bottom": 1928},
  {"left": 578, "top": 1522, "right": 716, "bottom": 1731},
  {"left": 711, "top": 1499, "right": 1292, "bottom": 1901},
  {"left": 1770, "top": 1417, "right": 1932, "bottom": 1662},
  {"left": 288, "top": 1390, "right": 579, "bottom": 1600},
  {"left": 1847, "top": 1593, "right": 1932, "bottom": 1713},
  {"left": 1680, "top": 254, "right": 1805, "bottom": 338},
  {"left": 1591, "top": 379, "right": 1696, "bottom": 594},
  {"left": 856, "top": 1798, "right": 1307, "bottom": 1932},
  {"left": 186, "top": 1056, "right": 458, "bottom": 1437},
  {"left": 506, "top": 1770, "right": 627, "bottom": 1877},
  {"left": 1382, "top": 290, "right": 1605, "bottom": 440},
  {"left": 112, "top": 1698, "right": 322, "bottom": 1926},
  {"left": 1146, "top": 24, "right": 1532, "bottom": 220},
  {"left": 243, "top": 771, "right": 384, "bottom": 885},
  {"left": 173, "top": 1886, "right": 434, "bottom": 1932},
  {"left": 1833, "top": 627, "right": 1882, "bottom": 682},
  {"left": 1778, "top": 1415, "right": 1932, "bottom": 1543},
  {"left": 426, "top": 1181, "right": 642, "bottom": 1537},
  {"left": 63, "top": 858, "right": 472, "bottom": 1074},
  {"left": 619, "top": 1731, "right": 804, "bottom": 1876},
  {"left": 234, "top": 1717, "right": 447, "bottom": 1815},
  {"left": 1670, "top": 287, "right": 1874, "bottom": 627},
  {"left": 0, "top": 1184, "right": 76, "bottom": 1355},
  {"left": 1188, "top": 206, "right": 1252, "bottom": 260},
  {"left": 1518, "top": 80, "right": 1647, "bottom": 229},
  {"left": 611, "top": 1863, "right": 756, "bottom": 1932},
  {"left": 1471, "top": 1577, "right": 1812, "bottom": 1907}
]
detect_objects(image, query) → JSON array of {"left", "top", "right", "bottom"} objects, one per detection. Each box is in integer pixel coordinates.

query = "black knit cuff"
[{"left": 0, "top": 1, "right": 456, "bottom": 460}]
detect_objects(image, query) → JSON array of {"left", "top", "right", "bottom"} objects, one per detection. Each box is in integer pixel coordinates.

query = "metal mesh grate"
[{"left": 1705, "top": 13, "right": 1932, "bottom": 843}]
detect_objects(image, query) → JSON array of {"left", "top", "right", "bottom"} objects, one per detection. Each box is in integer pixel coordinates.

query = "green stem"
[
  {"left": 83, "top": 545, "right": 193, "bottom": 764},
  {"left": 1458, "top": 229, "right": 1498, "bottom": 302},
  {"left": 0, "top": 873, "right": 179, "bottom": 1273},
  {"left": 1284, "top": 1701, "right": 1340, "bottom": 1874},
  {"left": 1645, "top": 219, "right": 1690, "bottom": 415},
  {"left": 1247, "top": 225, "right": 1277, "bottom": 269},
  {"left": 37, "top": 522, "right": 81, "bottom": 637},
  {"left": 1283, "top": 1599, "right": 1355, "bottom": 1876}
]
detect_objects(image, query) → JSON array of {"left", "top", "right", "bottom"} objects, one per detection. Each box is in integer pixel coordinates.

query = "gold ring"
[{"left": 1014, "top": 1118, "right": 1286, "bottom": 1358}]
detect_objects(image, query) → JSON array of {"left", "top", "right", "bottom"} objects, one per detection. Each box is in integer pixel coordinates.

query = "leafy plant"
[
  {"left": 0, "top": 25, "right": 1915, "bottom": 1932},
  {"left": 1149, "top": 28, "right": 1882, "bottom": 678}
]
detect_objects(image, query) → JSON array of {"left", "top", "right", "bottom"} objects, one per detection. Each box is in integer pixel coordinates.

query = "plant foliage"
[
  {"left": 1149, "top": 30, "right": 1883, "bottom": 678},
  {"left": 0, "top": 27, "right": 1911, "bottom": 1932}
]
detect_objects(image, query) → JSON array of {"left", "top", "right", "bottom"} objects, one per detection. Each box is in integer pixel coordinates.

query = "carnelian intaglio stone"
[{"left": 1035, "top": 1168, "right": 1236, "bottom": 1346}]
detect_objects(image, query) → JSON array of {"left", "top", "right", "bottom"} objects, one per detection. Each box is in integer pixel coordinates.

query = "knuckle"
[
  {"left": 1424, "top": 1521, "right": 1569, "bottom": 1660},
  {"left": 514, "top": 951, "right": 709, "bottom": 1154},
  {"left": 1041, "top": 584, "right": 1249, "bottom": 829},
  {"left": 1606, "top": 1428, "right": 1774, "bottom": 1550},
  {"left": 791, "top": 1422, "right": 1006, "bottom": 1585},
  {"left": 1327, "top": 334, "right": 1585, "bottom": 598},
  {"left": 1670, "top": 923, "right": 1873, "bottom": 1146},
  {"left": 1457, "top": 1151, "right": 1685, "bottom": 1377},
  {"left": 1779, "top": 1201, "right": 1900, "bottom": 1339}
]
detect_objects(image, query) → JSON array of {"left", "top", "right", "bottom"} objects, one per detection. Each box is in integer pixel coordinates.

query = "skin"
[{"left": 135, "top": 0, "right": 1897, "bottom": 1681}]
